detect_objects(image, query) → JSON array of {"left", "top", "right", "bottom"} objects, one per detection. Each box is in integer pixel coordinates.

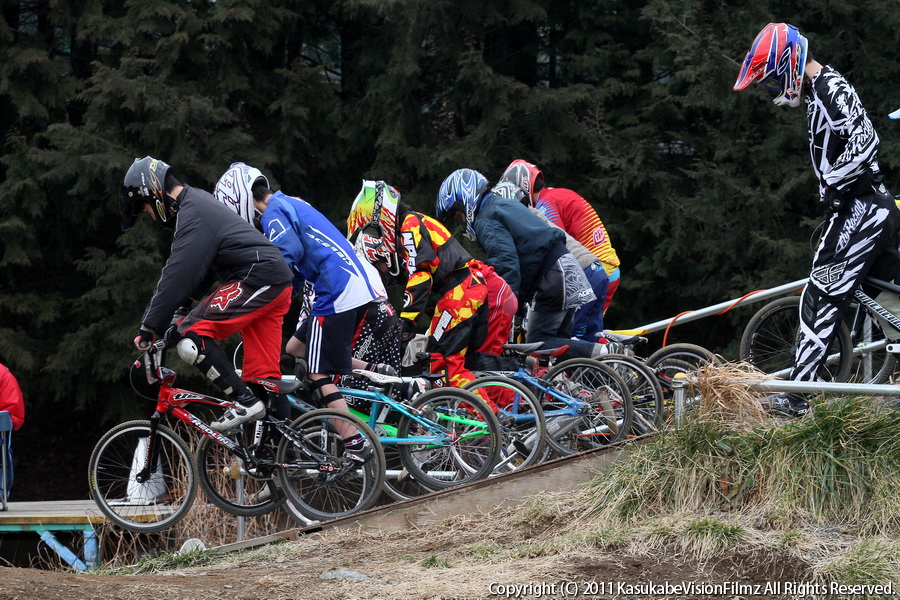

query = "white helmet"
[{"left": 214, "top": 162, "right": 269, "bottom": 224}]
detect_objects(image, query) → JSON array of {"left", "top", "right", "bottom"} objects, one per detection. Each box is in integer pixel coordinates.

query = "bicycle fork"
[{"left": 135, "top": 412, "right": 163, "bottom": 485}]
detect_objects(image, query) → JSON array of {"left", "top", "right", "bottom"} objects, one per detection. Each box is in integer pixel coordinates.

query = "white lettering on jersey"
[
  {"left": 267, "top": 218, "right": 288, "bottom": 242},
  {"left": 431, "top": 310, "right": 453, "bottom": 341}
]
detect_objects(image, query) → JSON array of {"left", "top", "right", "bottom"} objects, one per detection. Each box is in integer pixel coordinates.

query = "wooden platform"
[{"left": 0, "top": 500, "right": 104, "bottom": 531}]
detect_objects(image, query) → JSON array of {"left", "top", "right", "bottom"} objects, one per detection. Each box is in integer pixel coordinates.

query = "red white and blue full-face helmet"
[{"left": 733, "top": 23, "right": 808, "bottom": 108}]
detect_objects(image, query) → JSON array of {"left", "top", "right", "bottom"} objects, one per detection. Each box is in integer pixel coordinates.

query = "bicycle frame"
[
  {"left": 475, "top": 366, "right": 598, "bottom": 435},
  {"left": 285, "top": 382, "right": 486, "bottom": 447},
  {"left": 136, "top": 343, "right": 335, "bottom": 488}
]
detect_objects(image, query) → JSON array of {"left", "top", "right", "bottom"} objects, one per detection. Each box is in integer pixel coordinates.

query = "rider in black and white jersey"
[{"left": 734, "top": 23, "right": 900, "bottom": 415}]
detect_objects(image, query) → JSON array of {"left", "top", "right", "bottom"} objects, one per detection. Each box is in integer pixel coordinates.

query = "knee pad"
[
  {"left": 176, "top": 336, "right": 201, "bottom": 365},
  {"left": 308, "top": 377, "right": 331, "bottom": 406}
]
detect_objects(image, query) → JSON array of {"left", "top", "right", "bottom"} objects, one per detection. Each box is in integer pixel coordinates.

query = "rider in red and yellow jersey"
[{"left": 347, "top": 181, "right": 516, "bottom": 405}]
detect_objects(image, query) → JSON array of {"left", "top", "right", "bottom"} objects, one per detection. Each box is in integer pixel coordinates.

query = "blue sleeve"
[{"left": 476, "top": 217, "right": 522, "bottom": 297}]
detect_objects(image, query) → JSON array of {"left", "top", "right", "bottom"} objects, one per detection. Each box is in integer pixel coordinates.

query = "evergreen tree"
[{"left": 0, "top": 0, "right": 899, "bottom": 499}]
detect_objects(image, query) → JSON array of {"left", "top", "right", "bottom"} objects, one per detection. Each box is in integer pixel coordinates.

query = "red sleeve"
[{"left": 0, "top": 364, "right": 25, "bottom": 431}]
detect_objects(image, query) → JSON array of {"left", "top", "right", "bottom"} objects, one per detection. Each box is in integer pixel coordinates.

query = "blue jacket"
[
  {"left": 261, "top": 191, "right": 386, "bottom": 315},
  {"left": 473, "top": 193, "right": 566, "bottom": 301}
]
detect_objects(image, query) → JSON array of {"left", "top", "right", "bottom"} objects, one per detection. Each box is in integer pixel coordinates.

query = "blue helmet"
[{"left": 435, "top": 168, "right": 489, "bottom": 239}]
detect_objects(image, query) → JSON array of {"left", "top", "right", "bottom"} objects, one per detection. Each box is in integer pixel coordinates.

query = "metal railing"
[
  {"left": 670, "top": 375, "right": 900, "bottom": 423},
  {"left": 636, "top": 279, "right": 806, "bottom": 334}
]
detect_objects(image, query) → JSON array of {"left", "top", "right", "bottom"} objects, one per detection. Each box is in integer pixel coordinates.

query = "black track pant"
[{"left": 792, "top": 191, "right": 900, "bottom": 381}]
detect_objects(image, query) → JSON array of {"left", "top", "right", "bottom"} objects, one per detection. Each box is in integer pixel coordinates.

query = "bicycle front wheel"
[
  {"left": 277, "top": 409, "right": 385, "bottom": 523},
  {"left": 464, "top": 376, "right": 547, "bottom": 473},
  {"left": 739, "top": 296, "right": 852, "bottom": 381},
  {"left": 89, "top": 420, "right": 196, "bottom": 533},
  {"left": 539, "top": 358, "right": 633, "bottom": 454},
  {"left": 194, "top": 433, "right": 286, "bottom": 518},
  {"left": 398, "top": 388, "right": 501, "bottom": 490}
]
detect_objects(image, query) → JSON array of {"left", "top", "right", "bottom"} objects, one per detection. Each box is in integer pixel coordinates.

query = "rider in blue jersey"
[
  {"left": 261, "top": 190, "right": 386, "bottom": 314},
  {"left": 214, "top": 163, "right": 390, "bottom": 460}
]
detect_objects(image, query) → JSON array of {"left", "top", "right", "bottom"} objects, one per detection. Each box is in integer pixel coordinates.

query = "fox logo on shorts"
[{"left": 211, "top": 282, "right": 244, "bottom": 311}]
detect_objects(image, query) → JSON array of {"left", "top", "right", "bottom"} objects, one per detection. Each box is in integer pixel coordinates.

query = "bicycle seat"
[
  {"left": 601, "top": 330, "right": 648, "bottom": 345},
  {"left": 352, "top": 369, "right": 404, "bottom": 386},
  {"left": 502, "top": 342, "right": 545, "bottom": 356},
  {"left": 251, "top": 377, "right": 305, "bottom": 395}
]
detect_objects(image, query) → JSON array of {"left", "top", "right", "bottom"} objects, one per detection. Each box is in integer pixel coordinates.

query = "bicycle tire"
[
  {"left": 645, "top": 343, "right": 718, "bottom": 369},
  {"left": 593, "top": 354, "right": 664, "bottom": 435},
  {"left": 845, "top": 303, "right": 896, "bottom": 384},
  {"left": 538, "top": 358, "right": 633, "bottom": 455},
  {"left": 277, "top": 409, "right": 385, "bottom": 523},
  {"left": 463, "top": 376, "right": 547, "bottom": 473},
  {"left": 739, "top": 296, "right": 852, "bottom": 381},
  {"left": 397, "top": 387, "right": 502, "bottom": 490},
  {"left": 194, "top": 432, "right": 286, "bottom": 518},
  {"left": 89, "top": 420, "right": 196, "bottom": 533}
]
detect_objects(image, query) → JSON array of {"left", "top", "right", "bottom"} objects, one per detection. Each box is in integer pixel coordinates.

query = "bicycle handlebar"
[{"left": 134, "top": 325, "right": 179, "bottom": 385}]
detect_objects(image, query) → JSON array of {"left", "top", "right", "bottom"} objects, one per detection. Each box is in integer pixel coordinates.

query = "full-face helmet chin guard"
[{"left": 352, "top": 222, "right": 400, "bottom": 275}]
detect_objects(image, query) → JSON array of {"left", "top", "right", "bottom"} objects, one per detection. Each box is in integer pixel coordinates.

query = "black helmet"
[{"left": 120, "top": 156, "right": 176, "bottom": 230}]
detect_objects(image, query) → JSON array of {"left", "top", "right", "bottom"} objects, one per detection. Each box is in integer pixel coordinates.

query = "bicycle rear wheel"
[
  {"left": 463, "top": 376, "right": 547, "bottom": 473},
  {"left": 593, "top": 354, "right": 664, "bottom": 435},
  {"left": 539, "top": 358, "right": 633, "bottom": 454},
  {"left": 739, "top": 296, "right": 852, "bottom": 381},
  {"left": 277, "top": 409, "right": 385, "bottom": 523},
  {"left": 89, "top": 420, "right": 195, "bottom": 533},
  {"left": 397, "top": 388, "right": 501, "bottom": 490},
  {"left": 194, "top": 432, "right": 286, "bottom": 518}
]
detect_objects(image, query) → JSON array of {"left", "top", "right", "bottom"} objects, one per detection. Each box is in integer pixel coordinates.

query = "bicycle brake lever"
[{"left": 143, "top": 347, "right": 160, "bottom": 385}]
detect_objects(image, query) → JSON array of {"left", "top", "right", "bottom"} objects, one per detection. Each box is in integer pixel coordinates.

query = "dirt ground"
[{"left": 0, "top": 512, "right": 805, "bottom": 600}]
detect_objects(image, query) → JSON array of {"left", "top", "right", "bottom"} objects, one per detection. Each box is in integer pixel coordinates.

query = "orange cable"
[{"left": 660, "top": 287, "right": 798, "bottom": 347}]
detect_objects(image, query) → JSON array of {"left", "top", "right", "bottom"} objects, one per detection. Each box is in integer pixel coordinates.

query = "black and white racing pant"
[{"left": 792, "top": 191, "right": 900, "bottom": 381}]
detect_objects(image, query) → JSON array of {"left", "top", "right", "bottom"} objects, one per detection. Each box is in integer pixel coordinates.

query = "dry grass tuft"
[{"left": 691, "top": 361, "right": 771, "bottom": 427}]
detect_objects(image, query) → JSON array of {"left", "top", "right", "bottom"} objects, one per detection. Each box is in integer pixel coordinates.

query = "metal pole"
[
  {"left": 236, "top": 476, "right": 245, "bottom": 542},
  {"left": 672, "top": 373, "right": 688, "bottom": 424},
  {"left": 636, "top": 279, "right": 806, "bottom": 334},
  {"left": 744, "top": 379, "right": 900, "bottom": 397}
]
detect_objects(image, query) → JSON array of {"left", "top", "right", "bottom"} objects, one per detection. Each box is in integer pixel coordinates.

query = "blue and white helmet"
[
  {"left": 214, "top": 162, "right": 269, "bottom": 225},
  {"left": 890, "top": 108, "right": 900, "bottom": 120},
  {"left": 435, "top": 168, "right": 489, "bottom": 239}
]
